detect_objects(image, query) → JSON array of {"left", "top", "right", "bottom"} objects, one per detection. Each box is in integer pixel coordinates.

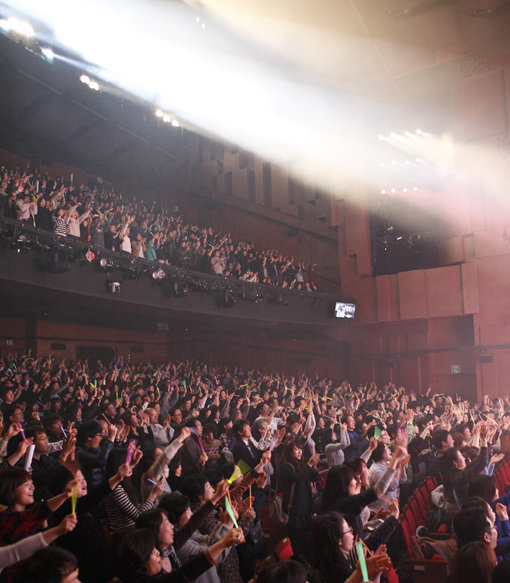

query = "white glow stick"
[{"left": 24, "top": 444, "right": 35, "bottom": 470}]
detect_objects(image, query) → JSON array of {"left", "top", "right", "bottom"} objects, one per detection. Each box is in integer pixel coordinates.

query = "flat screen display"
[{"left": 335, "top": 302, "right": 356, "bottom": 319}]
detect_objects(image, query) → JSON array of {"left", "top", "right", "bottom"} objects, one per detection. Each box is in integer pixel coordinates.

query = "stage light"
[
  {"left": 108, "top": 281, "right": 121, "bottom": 294},
  {"left": 391, "top": 188, "right": 396, "bottom": 193},
  {"left": 380, "top": 189, "right": 386, "bottom": 194},
  {"left": 155, "top": 109, "right": 164, "bottom": 117},
  {"left": 0, "top": 17, "right": 34, "bottom": 37},
  {"left": 80, "top": 74, "right": 90, "bottom": 84},
  {"left": 41, "top": 47, "right": 54, "bottom": 61},
  {"left": 171, "top": 119, "right": 180, "bottom": 127}
]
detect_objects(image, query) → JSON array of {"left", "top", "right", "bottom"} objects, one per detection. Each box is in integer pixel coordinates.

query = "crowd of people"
[
  {"left": 0, "top": 163, "right": 318, "bottom": 291},
  {"left": 1, "top": 352, "right": 510, "bottom": 583}
]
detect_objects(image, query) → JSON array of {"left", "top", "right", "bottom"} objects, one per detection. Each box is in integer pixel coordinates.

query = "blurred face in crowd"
[
  {"left": 158, "top": 511, "right": 174, "bottom": 548},
  {"left": 338, "top": 518, "right": 355, "bottom": 553},
  {"left": 34, "top": 431, "right": 49, "bottom": 454},
  {"left": 346, "top": 416, "right": 355, "bottom": 431}
]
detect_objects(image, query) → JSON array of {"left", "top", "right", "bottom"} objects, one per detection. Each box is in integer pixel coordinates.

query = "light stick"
[
  {"left": 71, "top": 485, "right": 78, "bottom": 514},
  {"left": 126, "top": 440, "right": 136, "bottom": 465},
  {"left": 147, "top": 478, "right": 169, "bottom": 492},
  {"left": 24, "top": 444, "right": 35, "bottom": 470},
  {"left": 225, "top": 495, "right": 239, "bottom": 528},
  {"left": 18, "top": 423, "right": 26, "bottom": 440},
  {"left": 356, "top": 541, "right": 369, "bottom": 582}
]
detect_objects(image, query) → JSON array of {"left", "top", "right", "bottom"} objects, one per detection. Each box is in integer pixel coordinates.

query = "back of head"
[
  {"left": 451, "top": 541, "right": 496, "bottom": 583},
  {"left": 453, "top": 508, "right": 491, "bottom": 548},
  {"left": 257, "top": 560, "right": 307, "bottom": 583},
  {"left": 17, "top": 547, "right": 78, "bottom": 583},
  {"left": 180, "top": 472, "right": 208, "bottom": 504},
  {"left": 159, "top": 491, "right": 191, "bottom": 525},
  {"left": 322, "top": 465, "right": 355, "bottom": 512},
  {"left": 468, "top": 475, "right": 496, "bottom": 503},
  {"left": 119, "top": 528, "right": 156, "bottom": 583}
]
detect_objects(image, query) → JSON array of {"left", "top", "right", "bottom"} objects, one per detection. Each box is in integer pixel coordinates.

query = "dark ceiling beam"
[
  {"left": 63, "top": 119, "right": 104, "bottom": 145},
  {"left": 16, "top": 92, "right": 57, "bottom": 122}
]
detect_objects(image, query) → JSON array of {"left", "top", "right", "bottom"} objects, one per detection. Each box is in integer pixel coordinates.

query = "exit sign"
[{"left": 451, "top": 364, "right": 461, "bottom": 374}]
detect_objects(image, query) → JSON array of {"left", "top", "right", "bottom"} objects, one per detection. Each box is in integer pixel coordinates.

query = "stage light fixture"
[
  {"left": 0, "top": 17, "right": 34, "bottom": 37},
  {"left": 41, "top": 47, "right": 54, "bottom": 61},
  {"left": 107, "top": 281, "right": 121, "bottom": 294}
]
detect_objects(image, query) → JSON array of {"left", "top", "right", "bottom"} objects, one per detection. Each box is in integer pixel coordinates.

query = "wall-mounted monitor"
[{"left": 335, "top": 302, "right": 356, "bottom": 319}]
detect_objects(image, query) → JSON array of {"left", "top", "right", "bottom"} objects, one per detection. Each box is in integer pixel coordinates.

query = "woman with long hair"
[
  {"left": 278, "top": 439, "right": 320, "bottom": 559},
  {"left": 438, "top": 423, "right": 489, "bottom": 510},
  {"left": 311, "top": 511, "right": 392, "bottom": 583},
  {"left": 118, "top": 527, "right": 243, "bottom": 583}
]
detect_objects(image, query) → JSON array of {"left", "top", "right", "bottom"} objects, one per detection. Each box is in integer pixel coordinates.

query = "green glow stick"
[
  {"left": 374, "top": 426, "right": 382, "bottom": 439},
  {"left": 225, "top": 495, "right": 238, "bottom": 528},
  {"left": 356, "top": 541, "right": 369, "bottom": 582},
  {"left": 71, "top": 485, "right": 78, "bottom": 514}
]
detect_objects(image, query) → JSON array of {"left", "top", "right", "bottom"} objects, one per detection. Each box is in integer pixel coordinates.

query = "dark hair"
[
  {"left": 344, "top": 457, "right": 366, "bottom": 476},
  {"left": 280, "top": 439, "right": 304, "bottom": 465},
  {"left": 257, "top": 560, "right": 308, "bottom": 583},
  {"left": 322, "top": 465, "right": 356, "bottom": 512},
  {"left": 311, "top": 512, "right": 349, "bottom": 574},
  {"left": 180, "top": 473, "right": 208, "bottom": 504},
  {"left": 25, "top": 424, "right": 46, "bottom": 440},
  {"left": 119, "top": 528, "right": 157, "bottom": 581},
  {"left": 468, "top": 475, "right": 497, "bottom": 504},
  {"left": 371, "top": 442, "right": 387, "bottom": 463},
  {"left": 453, "top": 508, "right": 492, "bottom": 548},
  {"left": 0, "top": 466, "right": 31, "bottom": 506},
  {"left": 76, "top": 420, "right": 102, "bottom": 446},
  {"left": 184, "top": 417, "right": 199, "bottom": 429},
  {"left": 17, "top": 547, "right": 78, "bottom": 583},
  {"left": 451, "top": 541, "right": 496, "bottom": 583},
  {"left": 233, "top": 419, "right": 249, "bottom": 438},
  {"left": 135, "top": 508, "right": 166, "bottom": 548},
  {"left": 432, "top": 428, "right": 450, "bottom": 451},
  {"left": 159, "top": 492, "right": 191, "bottom": 525},
  {"left": 42, "top": 413, "right": 62, "bottom": 431}
]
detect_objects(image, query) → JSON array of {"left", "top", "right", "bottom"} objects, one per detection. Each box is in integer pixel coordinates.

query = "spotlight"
[
  {"left": 108, "top": 281, "right": 121, "bottom": 294},
  {"left": 99, "top": 257, "right": 115, "bottom": 269},
  {"left": 80, "top": 74, "right": 90, "bottom": 84},
  {"left": 0, "top": 17, "right": 34, "bottom": 37},
  {"left": 171, "top": 119, "right": 180, "bottom": 127},
  {"left": 41, "top": 47, "right": 54, "bottom": 61},
  {"left": 152, "top": 268, "right": 166, "bottom": 280}
]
